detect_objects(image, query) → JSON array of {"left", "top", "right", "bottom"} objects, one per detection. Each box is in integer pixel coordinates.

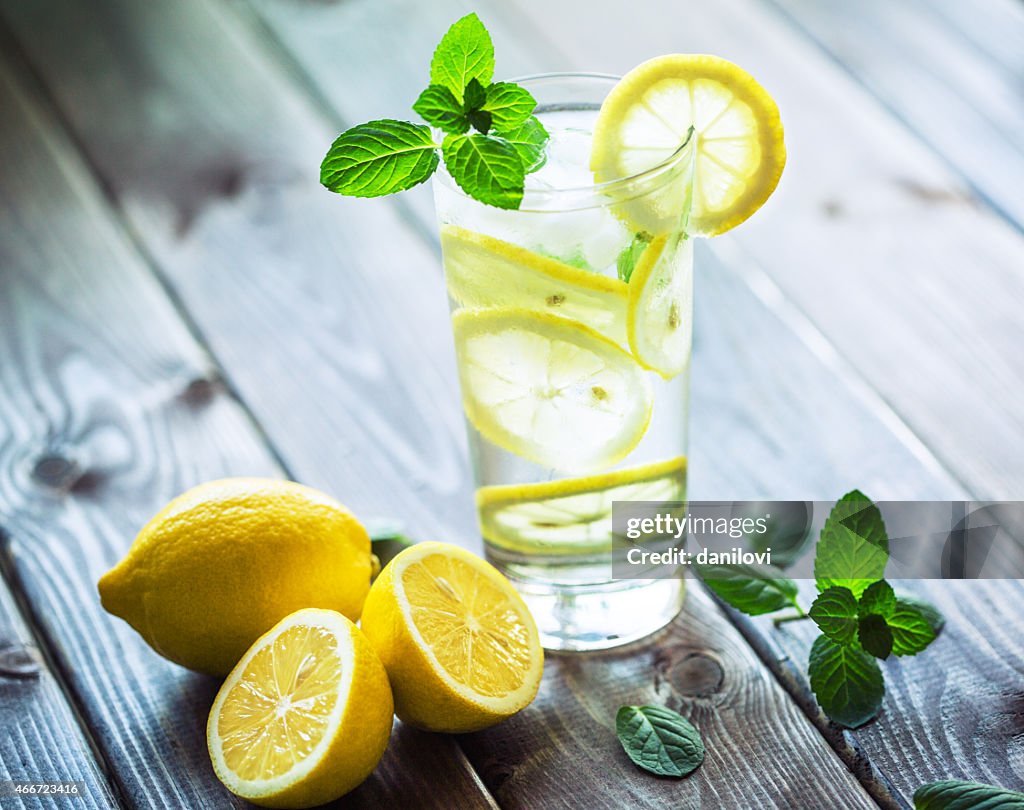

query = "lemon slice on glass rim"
[
  {"left": 452, "top": 307, "right": 652, "bottom": 473},
  {"left": 591, "top": 54, "right": 786, "bottom": 236},
  {"left": 477, "top": 456, "right": 687, "bottom": 554}
]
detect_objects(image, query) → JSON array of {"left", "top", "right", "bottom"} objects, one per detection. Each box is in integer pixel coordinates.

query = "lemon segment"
[
  {"left": 360, "top": 542, "right": 543, "bottom": 733},
  {"left": 452, "top": 308, "right": 653, "bottom": 473},
  {"left": 627, "top": 232, "right": 694, "bottom": 378},
  {"left": 477, "top": 456, "right": 687, "bottom": 555},
  {"left": 591, "top": 54, "right": 786, "bottom": 236},
  {"left": 441, "top": 225, "right": 629, "bottom": 346},
  {"left": 98, "top": 478, "right": 372, "bottom": 676},
  {"left": 207, "top": 608, "right": 393, "bottom": 808}
]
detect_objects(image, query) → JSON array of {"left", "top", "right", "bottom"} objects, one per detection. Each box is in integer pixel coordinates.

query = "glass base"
[{"left": 508, "top": 575, "right": 685, "bottom": 652}]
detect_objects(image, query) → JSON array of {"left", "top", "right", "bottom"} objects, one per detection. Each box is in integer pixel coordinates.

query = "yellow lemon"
[
  {"left": 360, "top": 542, "right": 543, "bottom": 733},
  {"left": 591, "top": 54, "right": 786, "bottom": 236},
  {"left": 207, "top": 608, "right": 393, "bottom": 808},
  {"left": 98, "top": 478, "right": 373, "bottom": 676}
]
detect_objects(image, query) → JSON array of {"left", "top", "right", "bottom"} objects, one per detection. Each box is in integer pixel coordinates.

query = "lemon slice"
[
  {"left": 477, "top": 456, "right": 687, "bottom": 554},
  {"left": 360, "top": 542, "right": 543, "bottom": 733},
  {"left": 440, "top": 224, "right": 629, "bottom": 345},
  {"left": 207, "top": 608, "right": 393, "bottom": 807},
  {"left": 627, "top": 232, "right": 694, "bottom": 378},
  {"left": 452, "top": 308, "right": 653, "bottom": 472},
  {"left": 591, "top": 54, "right": 786, "bottom": 236}
]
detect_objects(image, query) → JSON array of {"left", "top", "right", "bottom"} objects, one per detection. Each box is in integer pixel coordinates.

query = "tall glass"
[{"left": 433, "top": 74, "right": 695, "bottom": 651}]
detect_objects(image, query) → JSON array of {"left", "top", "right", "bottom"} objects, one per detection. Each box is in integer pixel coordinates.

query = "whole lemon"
[{"left": 98, "top": 478, "right": 372, "bottom": 676}]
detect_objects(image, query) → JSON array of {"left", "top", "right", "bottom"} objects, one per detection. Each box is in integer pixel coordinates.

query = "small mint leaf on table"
[
  {"left": 413, "top": 85, "right": 468, "bottom": 133},
  {"left": 617, "top": 232, "right": 653, "bottom": 282},
  {"left": 430, "top": 13, "right": 494, "bottom": 104},
  {"left": 815, "top": 489, "right": 889, "bottom": 599},
  {"left": 615, "top": 705, "right": 704, "bottom": 778},
  {"left": 808, "top": 635, "right": 885, "bottom": 728},
  {"left": 697, "top": 562, "right": 799, "bottom": 616},
  {"left": 858, "top": 613, "right": 894, "bottom": 659},
  {"left": 496, "top": 116, "right": 549, "bottom": 174},
  {"left": 483, "top": 82, "right": 537, "bottom": 130},
  {"left": 442, "top": 133, "right": 525, "bottom": 209},
  {"left": 320, "top": 120, "right": 439, "bottom": 197},
  {"left": 913, "top": 780, "right": 1024, "bottom": 809},
  {"left": 888, "top": 600, "right": 937, "bottom": 656},
  {"left": 858, "top": 579, "right": 896, "bottom": 618},
  {"left": 809, "top": 586, "right": 859, "bottom": 645}
]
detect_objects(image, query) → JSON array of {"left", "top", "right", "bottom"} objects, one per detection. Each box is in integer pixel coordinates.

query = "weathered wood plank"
[
  {"left": 0, "top": 53, "right": 494, "bottom": 810},
  {"left": 462, "top": 584, "right": 876, "bottom": 810},
  {"left": 0, "top": 575, "right": 116, "bottom": 810},
  {"left": 767, "top": 0, "right": 1024, "bottom": 229}
]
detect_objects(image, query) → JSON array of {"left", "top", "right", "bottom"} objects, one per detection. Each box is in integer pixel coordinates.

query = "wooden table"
[{"left": 1, "top": 0, "right": 1022, "bottom": 807}]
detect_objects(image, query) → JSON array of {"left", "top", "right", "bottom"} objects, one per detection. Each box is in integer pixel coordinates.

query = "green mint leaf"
[
  {"left": 808, "top": 586, "right": 859, "bottom": 645},
  {"left": 320, "top": 120, "right": 438, "bottom": 197},
  {"left": 413, "top": 85, "right": 468, "bottom": 134},
  {"left": 858, "top": 579, "right": 896, "bottom": 618},
  {"left": 888, "top": 600, "right": 937, "bottom": 656},
  {"left": 483, "top": 82, "right": 537, "bottom": 130},
  {"left": 815, "top": 490, "right": 889, "bottom": 598},
  {"left": 495, "top": 116, "right": 549, "bottom": 174},
  {"left": 467, "top": 109, "right": 493, "bottom": 135},
  {"left": 896, "top": 593, "right": 945, "bottom": 637},
  {"left": 858, "top": 613, "right": 894, "bottom": 659},
  {"left": 463, "top": 77, "right": 487, "bottom": 111},
  {"left": 698, "top": 562, "right": 799, "bottom": 616},
  {"left": 617, "top": 232, "right": 653, "bottom": 282},
  {"left": 913, "top": 780, "right": 1024, "bottom": 809},
  {"left": 442, "top": 133, "right": 525, "bottom": 209},
  {"left": 615, "top": 705, "right": 704, "bottom": 778},
  {"left": 430, "top": 13, "right": 494, "bottom": 104},
  {"left": 808, "top": 635, "right": 885, "bottom": 728}
]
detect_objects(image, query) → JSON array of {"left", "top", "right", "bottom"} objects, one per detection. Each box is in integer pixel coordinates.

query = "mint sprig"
[
  {"left": 698, "top": 489, "right": 944, "bottom": 728},
  {"left": 321, "top": 14, "right": 549, "bottom": 209}
]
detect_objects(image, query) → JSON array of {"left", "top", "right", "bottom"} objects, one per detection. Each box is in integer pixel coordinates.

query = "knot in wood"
[
  {"left": 667, "top": 652, "right": 724, "bottom": 697},
  {"left": 31, "top": 453, "right": 82, "bottom": 490},
  {"left": 0, "top": 641, "right": 41, "bottom": 679}
]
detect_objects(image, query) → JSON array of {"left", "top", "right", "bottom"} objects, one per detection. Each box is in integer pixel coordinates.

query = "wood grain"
[
  {"left": 0, "top": 53, "right": 493, "bottom": 810},
  {"left": 767, "top": 0, "right": 1024, "bottom": 230},
  {"left": 0, "top": 575, "right": 116, "bottom": 810}
]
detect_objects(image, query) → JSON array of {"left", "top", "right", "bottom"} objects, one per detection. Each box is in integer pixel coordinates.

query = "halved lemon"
[
  {"left": 591, "top": 54, "right": 786, "bottom": 236},
  {"left": 477, "top": 456, "right": 687, "bottom": 554},
  {"left": 627, "top": 232, "right": 694, "bottom": 378},
  {"left": 441, "top": 224, "right": 629, "bottom": 346},
  {"left": 207, "top": 608, "right": 393, "bottom": 808},
  {"left": 359, "top": 542, "right": 543, "bottom": 733},
  {"left": 452, "top": 308, "right": 653, "bottom": 472}
]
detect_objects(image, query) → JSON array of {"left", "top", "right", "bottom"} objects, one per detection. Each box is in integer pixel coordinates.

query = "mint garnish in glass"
[{"left": 319, "top": 14, "right": 548, "bottom": 210}]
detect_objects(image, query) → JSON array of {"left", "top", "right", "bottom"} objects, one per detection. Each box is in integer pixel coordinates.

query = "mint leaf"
[
  {"left": 442, "top": 133, "right": 525, "bottom": 209},
  {"left": 858, "top": 613, "right": 894, "bottom": 659},
  {"left": 496, "top": 117, "right": 549, "bottom": 174},
  {"left": 616, "top": 705, "right": 704, "bottom": 778},
  {"left": 808, "top": 635, "right": 885, "bottom": 728},
  {"left": 698, "top": 562, "right": 799, "bottom": 616},
  {"left": 321, "top": 120, "right": 438, "bottom": 197},
  {"left": 463, "top": 77, "right": 487, "bottom": 110},
  {"left": 889, "top": 600, "right": 937, "bottom": 656},
  {"left": 815, "top": 490, "right": 888, "bottom": 598},
  {"left": 413, "top": 85, "right": 468, "bottom": 134},
  {"left": 913, "top": 780, "right": 1024, "bottom": 809},
  {"left": 483, "top": 82, "right": 536, "bottom": 130},
  {"left": 809, "top": 586, "right": 859, "bottom": 645},
  {"left": 617, "top": 232, "right": 653, "bottom": 282},
  {"left": 858, "top": 579, "right": 896, "bottom": 618},
  {"left": 896, "top": 593, "right": 945, "bottom": 637},
  {"left": 430, "top": 13, "right": 494, "bottom": 104}
]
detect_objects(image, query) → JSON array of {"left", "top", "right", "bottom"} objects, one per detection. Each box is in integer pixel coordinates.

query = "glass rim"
[{"left": 432, "top": 71, "right": 694, "bottom": 213}]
